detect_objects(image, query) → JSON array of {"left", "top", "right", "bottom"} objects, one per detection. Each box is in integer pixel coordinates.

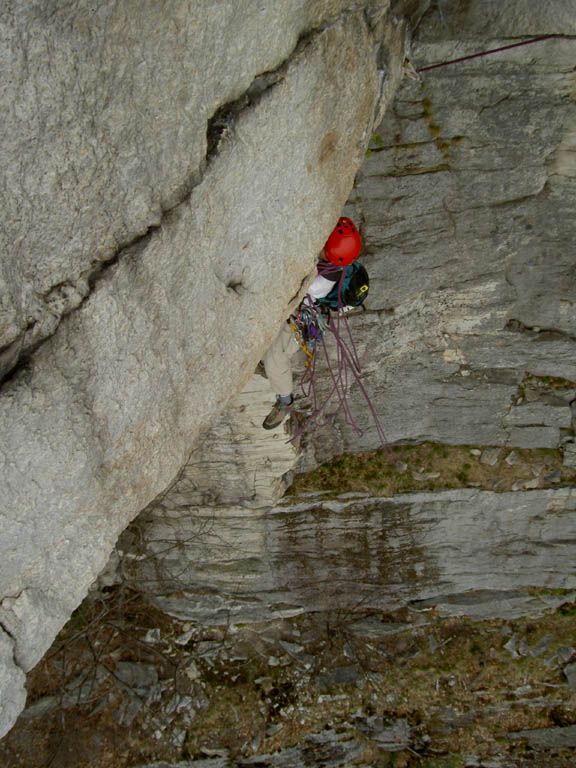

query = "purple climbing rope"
[
  {"left": 418, "top": 34, "right": 567, "bottom": 73},
  {"left": 287, "top": 265, "right": 398, "bottom": 465}
]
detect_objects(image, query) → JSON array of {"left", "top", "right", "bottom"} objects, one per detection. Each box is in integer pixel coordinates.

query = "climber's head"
[{"left": 323, "top": 217, "right": 361, "bottom": 266}]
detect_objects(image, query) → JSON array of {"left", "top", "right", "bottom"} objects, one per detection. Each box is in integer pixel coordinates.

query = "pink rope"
[{"left": 287, "top": 266, "right": 399, "bottom": 466}]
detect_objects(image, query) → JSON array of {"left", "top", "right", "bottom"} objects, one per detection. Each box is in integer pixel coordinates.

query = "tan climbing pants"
[{"left": 263, "top": 321, "right": 300, "bottom": 397}]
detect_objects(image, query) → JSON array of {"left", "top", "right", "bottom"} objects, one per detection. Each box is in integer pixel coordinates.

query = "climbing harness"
[{"left": 289, "top": 304, "right": 326, "bottom": 368}]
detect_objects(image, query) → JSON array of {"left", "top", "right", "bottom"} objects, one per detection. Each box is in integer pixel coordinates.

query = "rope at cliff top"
[{"left": 418, "top": 34, "right": 568, "bottom": 73}]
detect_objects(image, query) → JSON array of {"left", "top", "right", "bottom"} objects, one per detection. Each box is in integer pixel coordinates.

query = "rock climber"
[{"left": 260, "top": 216, "right": 362, "bottom": 430}]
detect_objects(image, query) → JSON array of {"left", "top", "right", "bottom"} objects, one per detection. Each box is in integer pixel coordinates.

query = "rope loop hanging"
[{"left": 286, "top": 267, "right": 399, "bottom": 467}]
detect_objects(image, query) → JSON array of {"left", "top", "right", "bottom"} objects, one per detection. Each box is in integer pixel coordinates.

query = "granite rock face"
[
  {"left": 163, "top": 375, "right": 300, "bottom": 510},
  {"left": 0, "top": 0, "right": 408, "bottom": 737},
  {"left": 317, "top": 0, "right": 576, "bottom": 459},
  {"left": 0, "top": 0, "right": 399, "bottom": 379},
  {"left": 0, "top": 630, "right": 26, "bottom": 744},
  {"left": 4, "top": 0, "right": 576, "bottom": 747},
  {"left": 117, "top": 1, "right": 576, "bottom": 626}
]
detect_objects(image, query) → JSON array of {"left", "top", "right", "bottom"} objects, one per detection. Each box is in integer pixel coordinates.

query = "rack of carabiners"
[{"left": 289, "top": 302, "right": 327, "bottom": 368}]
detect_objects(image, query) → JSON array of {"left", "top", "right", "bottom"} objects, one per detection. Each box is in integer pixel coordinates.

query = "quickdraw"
[
  {"left": 289, "top": 318, "right": 314, "bottom": 367},
  {"left": 289, "top": 304, "right": 326, "bottom": 368}
]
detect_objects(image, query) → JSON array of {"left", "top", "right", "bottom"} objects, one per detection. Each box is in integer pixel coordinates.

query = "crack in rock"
[
  {"left": 0, "top": 623, "right": 27, "bottom": 740},
  {"left": 0, "top": 8, "right": 382, "bottom": 392},
  {"left": 0, "top": 617, "right": 16, "bottom": 646},
  {"left": 506, "top": 318, "right": 576, "bottom": 344}
]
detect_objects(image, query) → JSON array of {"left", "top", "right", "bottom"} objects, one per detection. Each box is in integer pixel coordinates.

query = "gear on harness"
[{"left": 289, "top": 304, "right": 327, "bottom": 367}]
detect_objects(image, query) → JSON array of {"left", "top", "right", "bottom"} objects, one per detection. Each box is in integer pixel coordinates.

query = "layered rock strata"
[{"left": 124, "top": 472, "right": 576, "bottom": 625}]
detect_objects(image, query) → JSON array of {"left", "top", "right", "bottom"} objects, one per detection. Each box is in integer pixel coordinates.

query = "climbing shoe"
[{"left": 262, "top": 397, "right": 293, "bottom": 430}]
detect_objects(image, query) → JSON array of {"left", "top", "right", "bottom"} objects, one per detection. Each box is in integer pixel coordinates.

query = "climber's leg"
[{"left": 262, "top": 323, "right": 298, "bottom": 429}]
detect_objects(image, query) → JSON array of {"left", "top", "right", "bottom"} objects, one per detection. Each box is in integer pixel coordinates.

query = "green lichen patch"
[
  {"left": 521, "top": 372, "right": 576, "bottom": 392},
  {"left": 286, "top": 443, "right": 576, "bottom": 498}
]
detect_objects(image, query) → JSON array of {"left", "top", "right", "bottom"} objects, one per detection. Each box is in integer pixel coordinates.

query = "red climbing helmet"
[{"left": 323, "top": 217, "right": 362, "bottom": 266}]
